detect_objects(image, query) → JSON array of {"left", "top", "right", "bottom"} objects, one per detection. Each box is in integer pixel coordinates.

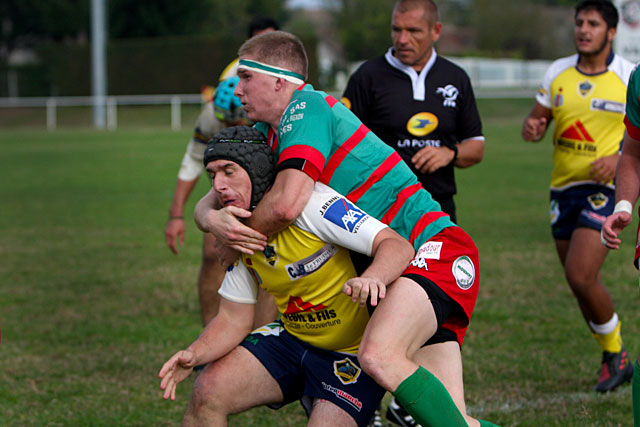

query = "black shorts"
[{"left": 240, "top": 322, "right": 385, "bottom": 427}]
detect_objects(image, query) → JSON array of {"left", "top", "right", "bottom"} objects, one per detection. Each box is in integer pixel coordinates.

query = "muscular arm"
[
  {"left": 158, "top": 298, "right": 254, "bottom": 400},
  {"left": 244, "top": 168, "right": 315, "bottom": 236},
  {"left": 454, "top": 137, "right": 484, "bottom": 168},
  {"left": 344, "top": 227, "right": 415, "bottom": 307},
  {"left": 522, "top": 102, "right": 553, "bottom": 142},
  {"left": 601, "top": 131, "right": 640, "bottom": 249},
  {"left": 615, "top": 132, "right": 640, "bottom": 204},
  {"left": 193, "top": 168, "right": 315, "bottom": 254}
]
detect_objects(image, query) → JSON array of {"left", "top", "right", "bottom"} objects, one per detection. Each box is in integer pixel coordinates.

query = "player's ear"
[
  {"left": 607, "top": 26, "right": 617, "bottom": 43},
  {"left": 274, "top": 77, "right": 285, "bottom": 91}
]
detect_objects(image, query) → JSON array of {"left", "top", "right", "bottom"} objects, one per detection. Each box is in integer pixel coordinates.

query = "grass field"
[{"left": 1, "top": 98, "right": 638, "bottom": 426}]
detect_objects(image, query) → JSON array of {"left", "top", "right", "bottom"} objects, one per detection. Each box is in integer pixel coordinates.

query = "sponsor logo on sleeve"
[{"left": 322, "top": 197, "right": 368, "bottom": 233}]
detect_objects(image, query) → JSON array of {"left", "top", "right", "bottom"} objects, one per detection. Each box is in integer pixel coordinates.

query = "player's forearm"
[
  {"left": 187, "top": 301, "right": 253, "bottom": 364},
  {"left": 364, "top": 230, "right": 415, "bottom": 285},
  {"left": 246, "top": 168, "right": 315, "bottom": 236},
  {"left": 614, "top": 134, "right": 640, "bottom": 206},
  {"left": 453, "top": 138, "right": 484, "bottom": 168}
]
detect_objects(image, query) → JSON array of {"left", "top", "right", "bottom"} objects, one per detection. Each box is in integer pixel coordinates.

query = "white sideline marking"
[{"left": 468, "top": 386, "right": 631, "bottom": 415}]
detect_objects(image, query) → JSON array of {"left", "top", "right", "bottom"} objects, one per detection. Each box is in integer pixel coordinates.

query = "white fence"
[
  {"left": 0, "top": 93, "right": 203, "bottom": 131},
  {"left": 1, "top": 57, "right": 550, "bottom": 130}
]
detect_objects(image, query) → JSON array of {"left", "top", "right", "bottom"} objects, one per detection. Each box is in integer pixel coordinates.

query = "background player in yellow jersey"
[
  {"left": 159, "top": 126, "right": 414, "bottom": 426},
  {"left": 164, "top": 17, "right": 278, "bottom": 325},
  {"left": 522, "top": 0, "right": 634, "bottom": 392}
]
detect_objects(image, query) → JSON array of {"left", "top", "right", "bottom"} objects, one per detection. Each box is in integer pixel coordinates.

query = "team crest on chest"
[
  {"left": 578, "top": 80, "right": 594, "bottom": 97},
  {"left": 263, "top": 244, "right": 279, "bottom": 268},
  {"left": 333, "top": 357, "right": 361, "bottom": 385},
  {"left": 436, "top": 84, "right": 459, "bottom": 107}
]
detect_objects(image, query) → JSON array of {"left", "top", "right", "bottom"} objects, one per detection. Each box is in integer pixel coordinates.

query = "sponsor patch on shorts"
[
  {"left": 252, "top": 322, "right": 284, "bottom": 336},
  {"left": 418, "top": 241, "right": 443, "bottom": 259},
  {"left": 333, "top": 357, "right": 361, "bottom": 385},
  {"left": 452, "top": 256, "right": 475, "bottom": 290},
  {"left": 322, "top": 382, "right": 363, "bottom": 411}
]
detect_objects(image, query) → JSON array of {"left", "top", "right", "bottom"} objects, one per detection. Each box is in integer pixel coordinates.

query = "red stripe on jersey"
[
  {"left": 279, "top": 145, "right": 325, "bottom": 181},
  {"left": 625, "top": 115, "right": 640, "bottom": 140},
  {"left": 267, "top": 128, "right": 278, "bottom": 152},
  {"left": 325, "top": 95, "right": 339, "bottom": 107},
  {"left": 347, "top": 153, "right": 403, "bottom": 203},
  {"left": 381, "top": 183, "right": 423, "bottom": 225},
  {"left": 320, "top": 124, "right": 369, "bottom": 184},
  {"left": 297, "top": 83, "right": 307, "bottom": 91},
  {"left": 409, "top": 211, "right": 449, "bottom": 244}
]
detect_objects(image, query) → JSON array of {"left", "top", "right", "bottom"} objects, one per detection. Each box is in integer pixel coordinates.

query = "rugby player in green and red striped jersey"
[{"left": 194, "top": 30, "right": 495, "bottom": 427}]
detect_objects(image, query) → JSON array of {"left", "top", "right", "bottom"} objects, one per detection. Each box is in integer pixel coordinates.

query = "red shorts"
[{"left": 402, "top": 226, "right": 479, "bottom": 346}]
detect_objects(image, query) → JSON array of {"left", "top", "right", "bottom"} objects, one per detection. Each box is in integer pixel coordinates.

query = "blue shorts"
[
  {"left": 550, "top": 185, "right": 614, "bottom": 239},
  {"left": 240, "top": 322, "right": 385, "bottom": 427}
]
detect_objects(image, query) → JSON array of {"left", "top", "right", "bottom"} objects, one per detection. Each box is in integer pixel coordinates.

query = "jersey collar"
[{"left": 385, "top": 47, "right": 437, "bottom": 101}]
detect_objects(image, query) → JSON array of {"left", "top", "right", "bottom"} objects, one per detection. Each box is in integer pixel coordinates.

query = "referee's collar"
[{"left": 385, "top": 47, "right": 437, "bottom": 101}]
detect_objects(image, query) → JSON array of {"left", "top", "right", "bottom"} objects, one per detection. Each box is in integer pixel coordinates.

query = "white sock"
[{"left": 589, "top": 312, "right": 618, "bottom": 335}]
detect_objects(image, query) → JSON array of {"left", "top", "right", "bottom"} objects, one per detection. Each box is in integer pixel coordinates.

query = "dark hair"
[
  {"left": 575, "top": 0, "right": 619, "bottom": 29},
  {"left": 248, "top": 16, "right": 279, "bottom": 38}
]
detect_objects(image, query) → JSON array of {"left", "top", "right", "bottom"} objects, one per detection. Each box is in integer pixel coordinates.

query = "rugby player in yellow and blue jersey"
[
  {"left": 159, "top": 126, "right": 415, "bottom": 426},
  {"left": 522, "top": 0, "right": 635, "bottom": 393}
]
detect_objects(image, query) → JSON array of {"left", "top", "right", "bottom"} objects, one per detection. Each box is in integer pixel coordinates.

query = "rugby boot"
[
  {"left": 594, "top": 346, "right": 634, "bottom": 392},
  {"left": 367, "top": 407, "right": 383, "bottom": 427},
  {"left": 386, "top": 397, "right": 421, "bottom": 427}
]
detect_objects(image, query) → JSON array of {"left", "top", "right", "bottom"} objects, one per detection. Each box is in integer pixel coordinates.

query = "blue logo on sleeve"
[{"left": 323, "top": 198, "right": 367, "bottom": 232}]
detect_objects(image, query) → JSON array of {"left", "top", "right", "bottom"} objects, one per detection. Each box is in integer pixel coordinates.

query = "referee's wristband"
[{"left": 613, "top": 200, "right": 633, "bottom": 215}]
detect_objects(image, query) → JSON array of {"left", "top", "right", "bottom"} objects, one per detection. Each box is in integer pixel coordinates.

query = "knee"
[
  {"left": 187, "top": 370, "right": 227, "bottom": 420},
  {"left": 564, "top": 265, "right": 593, "bottom": 292},
  {"left": 358, "top": 338, "right": 394, "bottom": 386}
]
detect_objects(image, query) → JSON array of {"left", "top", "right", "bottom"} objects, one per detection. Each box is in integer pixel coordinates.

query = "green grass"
[{"left": 1, "top": 99, "right": 638, "bottom": 426}]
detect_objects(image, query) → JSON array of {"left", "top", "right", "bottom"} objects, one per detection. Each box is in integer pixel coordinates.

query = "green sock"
[
  {"left": 633, "top": 361, "right": 640, "bottom": 427},
  {"left": 393, "top": 366, "right": 468, "bottom": 427}
]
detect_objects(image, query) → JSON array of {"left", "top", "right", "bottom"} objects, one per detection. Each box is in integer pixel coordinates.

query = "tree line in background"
[{"left": 0, "top": 0, "right": 581, "bottom": 96}]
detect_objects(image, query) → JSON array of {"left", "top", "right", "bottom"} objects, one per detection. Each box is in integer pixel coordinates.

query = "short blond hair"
[{"left": 238, "top": 31, "right": 308, "bottom": 80}]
